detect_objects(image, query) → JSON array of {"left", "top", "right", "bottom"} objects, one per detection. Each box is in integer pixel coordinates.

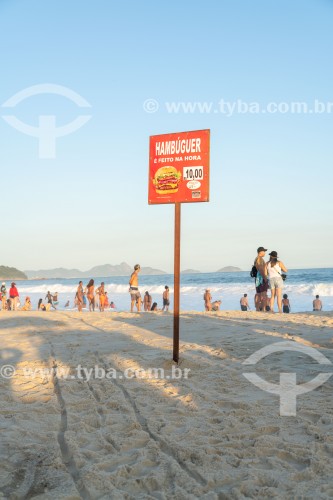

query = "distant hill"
[
  {"left": 0, "top": 266, "right": 27, "bottom": 280},
  {"left": 25, "top": 262, "right": 167, "bottom": 279},
  {"left": 141, "top": 266, "right": 167, "bottom": 276},
  {"left": 86, "top": 262, "right": 133, "bottom": 278},
  {"left": 181, "top": 269, "right": 201, "bottom": 274},
  {"left": 25, "top": 267, "right": 82, "bottom": 279},
  {"left": 216, "top": 266, "right": 242, "bottom": 273}
]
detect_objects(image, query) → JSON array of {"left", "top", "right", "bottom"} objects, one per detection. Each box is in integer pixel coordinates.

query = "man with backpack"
[{"left": 253, "top": 246, "right": 269, "bottom": 311}]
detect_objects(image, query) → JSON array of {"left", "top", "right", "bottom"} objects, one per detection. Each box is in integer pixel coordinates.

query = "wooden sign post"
[
  {"left": 148, "top": 130, "right": 210, "bottom": 362},
  {"left": 173, "top": 202, "right": 181, "bottom": 362}
]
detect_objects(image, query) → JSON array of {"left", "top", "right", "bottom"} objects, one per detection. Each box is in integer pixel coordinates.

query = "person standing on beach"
[
  {"left": 267, "top": 251, "right": 288, "bottom": 313},
  {"left": 9, "top": 283, "right": 19, "bottom": 311},
  {"left": 86, "top": 279, "right": 95, "bottom": 311},
  {"left": 313, "top": 295, "right": 322, "bottom": 311},
  {"left": 1, "top": 282, "right": 7, "bottom": 311},
  {"left": 129, "top": 264, "right": 141, "bottom": 312},
  {"left": 52, "top": 292, "right": 59, "bottom": 306},
  {"left": 76, "top": 281, "right": 84, "bottom": 312},
  {"left": 45, "top": 291, "right": 57, "bottom": 310},
  {"left": 254, "top": 247, "right": 269, "bottom": 311},
  {"left": 204, "top": 289, "right": 212, "bottom": 311},
  {"left": 282, "top": 294, "right": 291, "bottom": 313},
  {"left": 162, "top": 286, "right": 170, "bottom": 311},
  {"left": 143, "top": 291, "right": 152, "bottom": 311},
  {"left": 96, "top": 282, "right": 106, "bottom": 312},
  {"left": 240, "top": 294, "right": 250, "bottom": 311}
]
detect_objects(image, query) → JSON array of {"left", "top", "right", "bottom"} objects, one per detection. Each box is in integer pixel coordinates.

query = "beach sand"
[{"left": 0, "top": 310, "right": 333, "bottom": 499}]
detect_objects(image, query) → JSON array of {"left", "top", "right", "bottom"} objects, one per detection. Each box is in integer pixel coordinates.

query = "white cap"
[{"left": 1, "top": 282, "right": 5, "bottom": 286}]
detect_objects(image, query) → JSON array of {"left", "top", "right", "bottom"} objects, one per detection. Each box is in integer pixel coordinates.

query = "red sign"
[{"left": 148, "top": 129, "right": 210, "bottom": 204}]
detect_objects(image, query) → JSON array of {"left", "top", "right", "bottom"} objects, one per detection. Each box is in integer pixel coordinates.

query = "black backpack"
[{"left": 250, "top": 265, "right": 257, "bottom": 278}]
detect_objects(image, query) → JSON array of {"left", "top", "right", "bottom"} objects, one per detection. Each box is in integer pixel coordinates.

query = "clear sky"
[{"left": 1, "top": 0, "right": 332, "bottom": 273}]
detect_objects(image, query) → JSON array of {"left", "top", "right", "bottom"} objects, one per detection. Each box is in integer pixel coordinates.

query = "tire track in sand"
[
  {"left": 61, "top": 315, "right": 208, "bottom": 491},
  {"left": 96, "top": 351, "right": 207, "bottom": 488}
]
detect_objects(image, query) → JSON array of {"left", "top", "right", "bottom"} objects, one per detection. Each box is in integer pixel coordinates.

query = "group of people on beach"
[
  {"left": 72, "top": 266, "right": 171, "bottom": 313},
  {"left": 203, "top": 289, "right": 222, "bottom": 311},
  {"left": 253, "top": 246, "right": 289, "bottom": 313},
  {"left": 0, "top": 284, "right": 62, "bottom": 312},
  {"left": 129, "top": 264, "right": 170, "bottom": 312},
  {"left": 0, "top": 259, "right": 326, "bottom": 313},
  {"left": 75, "top": 280, "right": 116, "bottom": 312},
  {"left": 252, "top": 246, "right": 323, "bottom": 314},
  {"left": 239, "top": 292, "right": 291, "bottom": 313},
  {"left": 0, "top": 282, "right": 23, "bottom": 311},
  {"left": 73, "top": 267, "right": 167, "bottom": 313},
  {"left": 142, "top": 288, "right": 170, "bottom": 312}
]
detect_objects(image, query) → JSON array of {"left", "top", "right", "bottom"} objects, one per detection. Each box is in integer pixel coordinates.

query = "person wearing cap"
[
  {"left": 162, "top": 285, "right": 170, "bottom": 312},
  {"left": 143, "top": 290, "right": 152, "bottom": 311},
  {"left": 0, "top": 282, "right": 7, "bottom": 311},
  {"left": 203, "top": 289, "right": 212, "bottom": 311},
  {"left": 254, "top": 247, "right": 269, "bottom": 311},
  {"left": 267, "top": 250, "right": 288, "bottom": 313},
  {"left": 9, "top": 282, "right": 19, "bottom": 311},
  {"left": 129, "top": 264, "right": 141, "bottom": 312}
]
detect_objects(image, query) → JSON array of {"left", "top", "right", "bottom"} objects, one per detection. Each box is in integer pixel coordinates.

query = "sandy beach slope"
[{"left": 0, "top": 310, "right": 333, "bottom": 499}]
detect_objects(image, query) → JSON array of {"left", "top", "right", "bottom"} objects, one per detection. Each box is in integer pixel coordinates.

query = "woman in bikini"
[
  {"left": 97, "top": 282, "right": 106, "bottom": 312},
  {"left": 76, "top": 281, "right": 84, "bottom": 312},
  {"left": 86, "top": 279, "right": 95, "bottom": 312}
]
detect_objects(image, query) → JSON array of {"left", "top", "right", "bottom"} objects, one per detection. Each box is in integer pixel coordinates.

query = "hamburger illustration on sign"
[{"left": 153, "top": 166, "right": 181, "bottom": 194}]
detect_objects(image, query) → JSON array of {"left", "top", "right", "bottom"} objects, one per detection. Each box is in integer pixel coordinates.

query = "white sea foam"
[{"left": 17, "top": 281, "right": 333, "bottom": 298}]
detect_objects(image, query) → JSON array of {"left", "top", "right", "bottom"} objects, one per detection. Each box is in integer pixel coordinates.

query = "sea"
[{"left": 8, "top": 268, "right": 333, "bottom": 313}]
